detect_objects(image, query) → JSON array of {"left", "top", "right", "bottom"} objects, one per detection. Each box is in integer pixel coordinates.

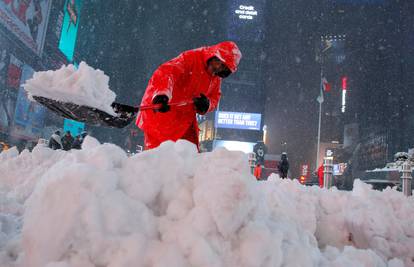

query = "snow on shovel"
[
  {"left": 32, "top": 96, "right": 193, "bottom": 128},
  {"left": 24, "top": 62, "right": 192, "bottom": 128}
]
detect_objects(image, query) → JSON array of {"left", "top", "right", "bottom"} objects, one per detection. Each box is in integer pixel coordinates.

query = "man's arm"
[
  {"left": 206, "top": 78, "right": 222, "bottom": 113},
  {"left": 147, "top": 52, "right": 191, "bottom": 100}
]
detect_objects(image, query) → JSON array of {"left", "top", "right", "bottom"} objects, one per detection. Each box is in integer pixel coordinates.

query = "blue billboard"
[
  {"left": 13, "top": 65, "right": 46, "bottom": 138},
  {"left": 215, "top": 111, "right": 262, "bottom": 131},
  {"left": 58, "top": 0, "right": 82, "bottom": 61},
  {"left": 63, "top": 118, "right": 85, "bottom": 137}
]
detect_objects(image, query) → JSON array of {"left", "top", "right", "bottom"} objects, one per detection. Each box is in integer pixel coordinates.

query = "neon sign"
[{"left": 235, "top": 5, "right": 258, "bottom": 20}]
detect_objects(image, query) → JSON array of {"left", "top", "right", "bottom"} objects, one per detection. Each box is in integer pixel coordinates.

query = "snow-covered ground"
[
  {"left": 24, "top": 62, "right": 116, "bottom": 115},
  {"left": 0, "top": 138, "right": 412, "bottom": 267}
]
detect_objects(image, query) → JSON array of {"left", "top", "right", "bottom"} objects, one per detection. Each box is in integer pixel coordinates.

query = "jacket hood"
[{"left": 203, "top": 41, "right": 242, "bottom": 73}]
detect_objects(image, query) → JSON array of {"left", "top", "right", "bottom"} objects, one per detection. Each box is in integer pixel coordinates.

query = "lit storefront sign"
[
  {"left": 334, "top": 163, "right": 347, "bottom": 176},
  {"left": 213, "top": 140, "right": 256, "bottom": 154}
]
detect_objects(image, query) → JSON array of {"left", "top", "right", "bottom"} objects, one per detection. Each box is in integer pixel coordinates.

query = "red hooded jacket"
[
  {"left": 136, "top": 41, "right": 241, "bottom": 147},
  {"left": 254, "top": 165, "right": 262, "bottom": 180}
]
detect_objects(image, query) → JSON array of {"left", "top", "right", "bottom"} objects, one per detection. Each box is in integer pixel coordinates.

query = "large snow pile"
[
  {"left": 24, "top": 62, "right": 116, "bottom": 115},
  {"left": 0, "top": 138, "right": 412, "bottom": 267}
]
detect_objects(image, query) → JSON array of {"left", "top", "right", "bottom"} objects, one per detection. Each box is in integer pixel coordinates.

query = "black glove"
[
  {"left": 152, "top": 95, "right": 170, "bottom": 113},
  {"left": 193, "top": 93, "right": 210, "bottom": 115}
]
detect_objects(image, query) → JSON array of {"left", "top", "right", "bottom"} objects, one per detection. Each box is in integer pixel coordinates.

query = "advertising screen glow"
[
  {"left": 58, "top": 0, "right": 82, "bottom": 61},
  {"left": 63, "top": 118, "right": 85, "bottom": 137},
  {"left": 0, "top": 0, "right": 52, "bottom": 55},
  {"left": 213, "top": 140, "right": 255, "bottom": 154},
  {"left": 215, "top": 111, "right": 262, "bottom": 131}
]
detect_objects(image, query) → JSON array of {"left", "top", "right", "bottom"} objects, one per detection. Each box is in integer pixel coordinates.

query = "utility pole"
[
  {"left": 316, "top": 35, "right": 326, "bottom": 170},
  {"left": 316, "top": 93, "right": 323, "bottom": 170}
]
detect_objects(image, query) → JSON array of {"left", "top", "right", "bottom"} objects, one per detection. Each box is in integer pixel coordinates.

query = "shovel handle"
[{"left": 138, "top": 100, "right": 194, "bottom": 111}]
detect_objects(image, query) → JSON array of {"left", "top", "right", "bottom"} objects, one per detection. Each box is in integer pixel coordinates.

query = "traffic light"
[
  {"left": 341, "top": 76, "right": 348, "bottom": 113},
  {"left": 342, "top": 76, "right": 347, "bottom": 90}
]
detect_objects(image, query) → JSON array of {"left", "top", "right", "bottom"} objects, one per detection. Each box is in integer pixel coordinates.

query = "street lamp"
[
  {"left": 316, "top": 34, "right": 347, "bottom": 170},
  {"left": 281, "top": 141, "right": 287, "bottom": 153},
  {"left": 316, "top": 87, "right": 324, "bottom": 170},
  {"left": 315, "top": 34, "right": 336, "bottom": 170},
  {"left": 262, "top": 125, "right": 267, "bottom": 144}
]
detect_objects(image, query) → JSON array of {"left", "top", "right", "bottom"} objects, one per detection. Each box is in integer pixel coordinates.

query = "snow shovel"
[{"left": 32, "top": 96, "right": 193, "bottom": 128}]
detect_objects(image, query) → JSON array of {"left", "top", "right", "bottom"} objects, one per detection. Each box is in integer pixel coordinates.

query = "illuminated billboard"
[
  {"left": 13, "top": 64, "right": 45, "bottom": 139},
  {"left": 63, "top": 118, "right": 84, "bottom": 137},
  {"left": 320, "top": 35, "right": 346, "bottom": 65},
  {"left": 235, "top": 5, "right": 258, "bottom": 20},
  {"left": 215, "top": 111, "right": 262, "bottom": 131},
  {"left": 0, "top": 0, "right": 52, "bottom": 55},
  {"left": 333, "top": 163, "right": 347, "bottom": 176},
  {"left": 58, "top": 0, "right": 82, "bottom": 61},
  {"left": 227, "top": 0, "right": 265, "bottom": 42}
]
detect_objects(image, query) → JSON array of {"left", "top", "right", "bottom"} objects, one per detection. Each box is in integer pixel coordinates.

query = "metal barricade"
[
  {"left": 401, "top": 161, "right": 412, "bottom": 197},
  {"left": 323, "top": 157, "right": 334, "bottom": 189}
]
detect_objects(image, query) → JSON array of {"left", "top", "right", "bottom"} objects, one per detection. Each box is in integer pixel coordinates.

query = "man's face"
[{"left": 207, "top": 57, "right": 232, "bottom": 78}]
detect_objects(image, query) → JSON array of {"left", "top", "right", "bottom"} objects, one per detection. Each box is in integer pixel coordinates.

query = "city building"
[
  {"left": 330, "top": 0, "right": 414, "bottom": 176},
  {"left": 0, "top": 0, "right": 81, "bottom": 150},
  {"left": 200, "top": 0, "right": 267, "bottom": 154}
]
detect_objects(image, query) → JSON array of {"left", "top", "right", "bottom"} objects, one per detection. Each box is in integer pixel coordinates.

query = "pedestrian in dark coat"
[
  {"left": 71, "top": 131, "right": 87, "bottom": 150},
  {"left": 62, "top": 131, "right": 74, "bottom": 151},
  {"left": 48, "top": 130, "right": 62, "bottom": 150},
  {"left": 279, "top": 153, "right": 289, "bottom": 179}
]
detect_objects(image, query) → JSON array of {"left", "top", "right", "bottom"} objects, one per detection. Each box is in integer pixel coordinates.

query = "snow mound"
[
  {"left": 0, "top": 138, "right": 412, "bottom": 267},
  {"left": 24, "top": 62, "right": 116, "bottom": 115}
]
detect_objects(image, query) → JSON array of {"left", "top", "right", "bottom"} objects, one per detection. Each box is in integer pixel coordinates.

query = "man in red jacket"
[{"left": 136, "top": 41, "right": 242, "bottom": 150}]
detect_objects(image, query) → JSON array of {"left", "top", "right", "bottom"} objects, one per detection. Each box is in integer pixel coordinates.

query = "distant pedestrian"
[
  {"left": 278, "top": 152, "right": 289, "bottom": 179},
  {"left": 254, "top": 163, "right": 262, "bottom": 180},
  {"left": 62, "top": 131, "right": 74, "bottom": 151},
  {"left": 71, "top": 131, "right": 87, "bottom": 150},
  {"left": 317, "top": 164, "right": 324, "bottom": 188},
  {"left": 71, "top": 136, "right": 81, "bottom": 149},
  {"left": 48, "top": 130, "right": 62, "bottom": 150}
]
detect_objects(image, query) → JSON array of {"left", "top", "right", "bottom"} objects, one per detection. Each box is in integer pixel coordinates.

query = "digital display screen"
[
  {"left": 63, "top": 118, "right": 85, "bottom": 137},
  {"left": 13, "top": 64, "right": 45, "bottom": 138},
  {"left": 215, "top": 111, "right": 262, "bottom": 131},
  {"left": 58, "top": 0, "right": 82, "bottom": 61},
  {"left": 227, "top": 0, "right": 266, "bottom": 43},
  {"left": 213, "top": 140, "right": 256, "bottom": 154},
  {"left": 0, "top": 0, "right": 52, "bottom": 55}
]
